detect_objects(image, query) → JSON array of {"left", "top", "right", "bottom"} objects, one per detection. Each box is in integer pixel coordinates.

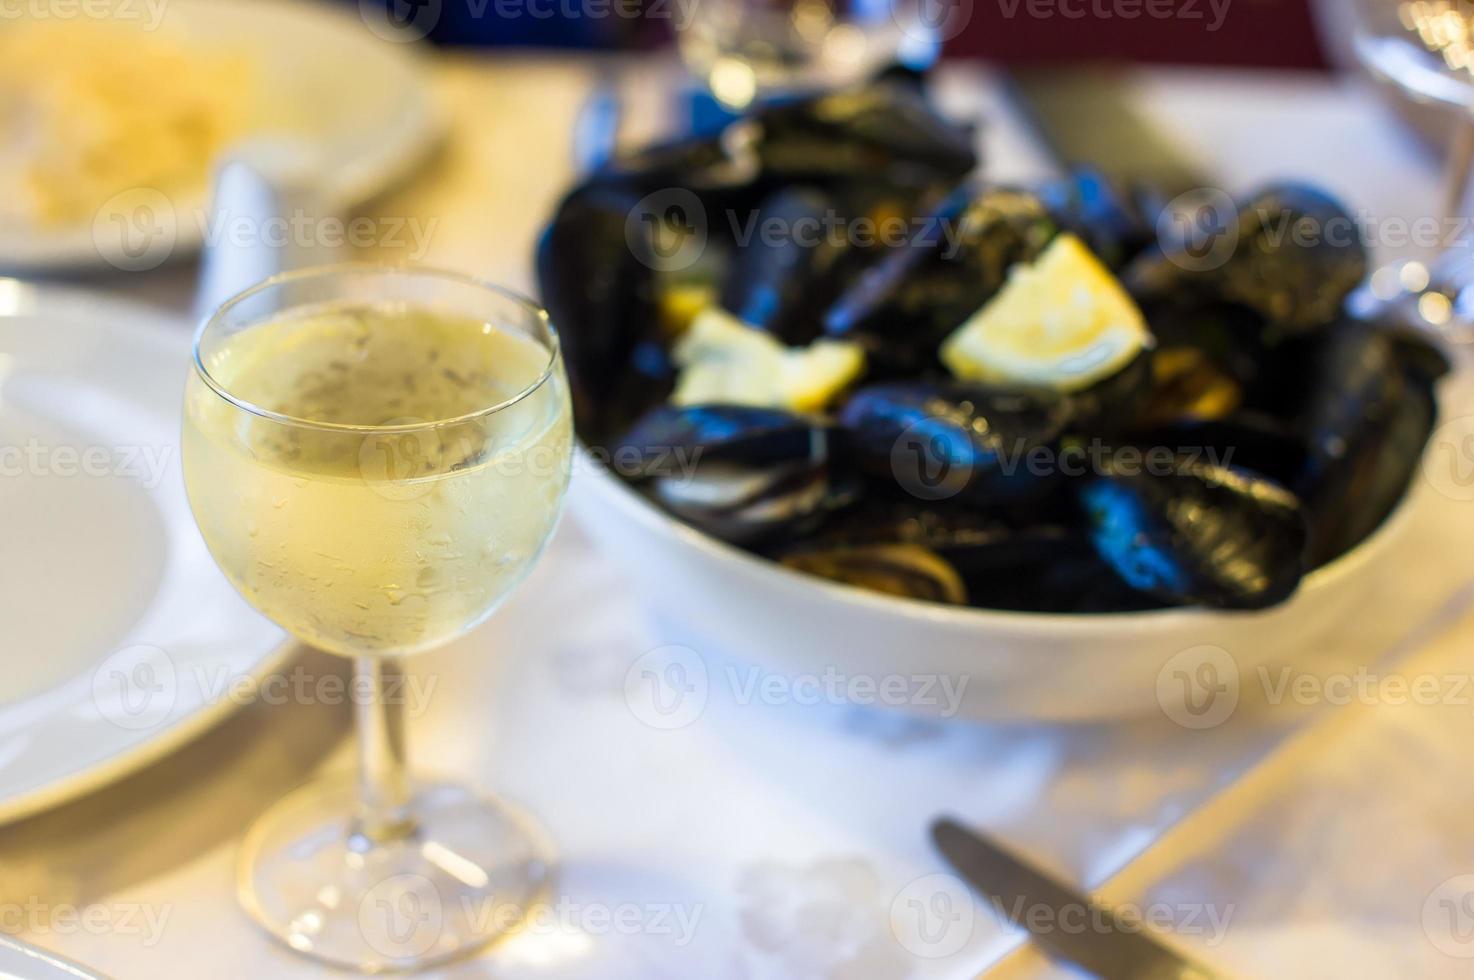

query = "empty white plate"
[{"left": 0, "top": 280, "right": 286, "bottom": 823}]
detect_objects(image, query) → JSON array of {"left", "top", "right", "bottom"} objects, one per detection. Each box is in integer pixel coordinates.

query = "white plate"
[
  {"left": 0, "top": 934, "right": 108, "bottom": 980},
  {"left": 0, "top": 281, "right": 286, "bottom": 823},
  {"left": 0, "top": 0, "right": 442, "bottom": 273}
]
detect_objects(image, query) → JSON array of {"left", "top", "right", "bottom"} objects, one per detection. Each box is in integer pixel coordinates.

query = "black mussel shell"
[
  {"left": 1217, "top": 184, "right": 1368, "bottom": 330},
  {"left": 604, "top": 79, "right": 975, "bottom": 198},
  {"left": 1387, "top": 322, "right": 1452, "bottom": 385},
  {"left": 611, "top": 405, "right": 843, "bottom": 544},
  {"left": 836, "top": 381, "right": 1072, "bottom": 506},
  {"left": 1139, "top": 301, "right": 1269, "bottom": 389},
  {"left": 782, "top": 544, "right": 968, "bottom": 605},
  {"left": 1127, "top": 413, "right": 1310, "bottom": 490},
  {"left": 824, "top": 185, "right": 1058, "bottom": 374},
  {"left": 721, "top": 186, "right": 863, "bottom": 346},
  {"left": 1063, "top": 351, "right": 1154, "bottom": 434},
  {"left": 536, "top": 181, "right": 667, "bottom": 440},
  {"left": 1132, "top": 347, "right": 1244, "bottom": 429},
  {"left": 937, "top": 525, "right": 1164, "bottom": 613},
  {"left": 613, "top": 404, "right": 822, "bottom": 476},
  {"left": 1303, "top": 373, "right": 1434, "bottom": 567},
  {"left": 1287, "top": 322, "right": 1438, "bottom": 566},
  {"left": 1039, "top": 169, "right": 1156, "bottom": 272},
  {"left": 752, "top": 81, "right": 978, "bottom": 188},
  {"left": 786, "top": 504, "right": 1160, "bottom": 612},
  {"left": 1080, "top": 452, "right": 1309, "bottom": 609},
  {"left": 1127, "top": 182, "right": 1367, "bottom": 336}
]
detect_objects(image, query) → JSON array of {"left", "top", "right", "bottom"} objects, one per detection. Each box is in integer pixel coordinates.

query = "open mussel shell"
[
  {"left": 824, "top": 185, "right": 1059, "bottom": 374},
  {"left": 611, "top": 404, "right": 846, "bottom": 544},
  {"left": 781, "top": 544, "right": 968, "bottom": 605},
  {"left": 1080, "top": 451, "right": 1309, "bottom": 610},
  {"left": 1127, "top": 182, "right": 1367, "bottom": 336},
  {"left": 836, "top": 381, "right": 1072, "bottom": 506}
]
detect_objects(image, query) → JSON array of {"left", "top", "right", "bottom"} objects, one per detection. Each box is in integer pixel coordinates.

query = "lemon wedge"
[
  {"left": 940, "top": 233, "right": 1152, "bottom": 392},
  {"left": 672, "top": 307, "right": 865, "bottom": 412}
]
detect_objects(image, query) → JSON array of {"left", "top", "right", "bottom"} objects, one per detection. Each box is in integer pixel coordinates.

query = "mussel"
[
  {"left": 1039, "top": 169, "right": 1157, "bottom": 272},
  {"left": 536, "top": 181, "right": 669, "bottom": 439},
  {"left": 836, "top": 381, "right": 1072, "bottom": 506},
  {"left": 783, "top": 503, "right": 1158, "bottom": 612},
  {"left": 1128, "top": 413, "right": 1310, "bottom": 490},
  {"left": 605, "top": 78, "right": 976, "bottom": 200},
  {"left": 936, "top": 525, "right": 1163, "bottom": 613},
  {"left": 611, "top": 404, "right": 847, "bottom": 544},
  {"left": 825, "top": 185, "right": 1059, "bottom": 373},
  {"left": 782, "top": 544, "right": 968, "bottom": 605},
  {"left": 1127, "top": 182, "right": 1367, "bottom": 336},
  {"left": 1282, "top": 320, "right": 1440, "bottom": 565},
  {"left": 720, "top": 186, "right": 867, "bottom": 346},
  {"left": 1080, "top": 450, "right": 1309, "bottom": 609}
]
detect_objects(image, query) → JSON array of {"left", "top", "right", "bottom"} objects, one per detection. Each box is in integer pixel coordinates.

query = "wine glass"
[
  {"left": 674, "top": 0, "right": 949, "bottom": 109},
  {"left": 1342, "top": 0, "right": 1474, "bottom": 335},
  {"left": 182, "top": 265, "right": 573, "bottom": 971}
]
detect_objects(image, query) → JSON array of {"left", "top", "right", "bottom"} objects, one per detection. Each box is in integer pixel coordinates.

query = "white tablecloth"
[{"left": 11, "top": 55, "right": 1474, "bottom": 980}]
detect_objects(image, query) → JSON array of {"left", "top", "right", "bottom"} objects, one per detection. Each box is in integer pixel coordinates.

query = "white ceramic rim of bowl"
[{"left": 576, "top": 421, "right": 1425, "bottom": 635}]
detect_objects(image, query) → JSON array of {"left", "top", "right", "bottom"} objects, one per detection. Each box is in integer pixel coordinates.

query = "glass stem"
[{"left": 352, "top": 656, "right": 416, "bottom": 847}]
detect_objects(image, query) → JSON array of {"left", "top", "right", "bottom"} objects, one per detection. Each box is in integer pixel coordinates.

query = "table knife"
[{"left": 932, "top": 817, "right": 1226, "bottom": 980}]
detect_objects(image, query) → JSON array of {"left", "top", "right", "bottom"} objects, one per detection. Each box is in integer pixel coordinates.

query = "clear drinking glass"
[
  {"left": 1343, "top": 0, "right": 1474, "bottom": 332},
  {"left": 182, "top": 265, "right": 573, "bottom": 971},
  {"left": 675, "top": 0, "right": 946, "bottom": 108}
]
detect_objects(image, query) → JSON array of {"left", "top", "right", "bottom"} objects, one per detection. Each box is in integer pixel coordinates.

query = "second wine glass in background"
[{"left": 675, "top": 0, "right": 947, "bottom": 107}]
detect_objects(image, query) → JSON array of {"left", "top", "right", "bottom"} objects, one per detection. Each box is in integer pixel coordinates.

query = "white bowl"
[{"left": 569, "top": 447, "right": 1420, "bottom": 722}]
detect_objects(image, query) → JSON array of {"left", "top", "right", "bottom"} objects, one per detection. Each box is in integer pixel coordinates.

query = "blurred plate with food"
[{"left": 0, "top": 0, "right": 441, "bottom": 273}]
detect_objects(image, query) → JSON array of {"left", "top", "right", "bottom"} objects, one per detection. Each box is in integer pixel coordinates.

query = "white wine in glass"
[{"left": 182, "top": 266, "right": 572, "bottom": 971}]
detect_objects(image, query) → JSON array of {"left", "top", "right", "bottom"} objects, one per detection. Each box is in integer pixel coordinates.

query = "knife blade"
[
  {"left": 931, "top": 817, "right": 1225, "bottom": 980},
  {"left": 999, "top": 69, "right": 1212, "bottom": 196}
]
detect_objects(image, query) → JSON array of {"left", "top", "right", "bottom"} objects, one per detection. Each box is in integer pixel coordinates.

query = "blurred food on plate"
[{"left": 0, "top": 18, "right": 257, "bottom": 228}]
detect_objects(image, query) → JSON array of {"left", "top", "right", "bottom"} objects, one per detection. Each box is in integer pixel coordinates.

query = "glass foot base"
[{"left": 237, "top": 776, "right": 554, "bottom": 973}]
